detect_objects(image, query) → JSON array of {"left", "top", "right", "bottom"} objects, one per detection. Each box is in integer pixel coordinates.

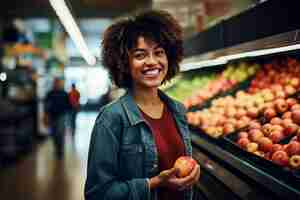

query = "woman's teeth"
[{"left": 143, "top": 69, "right": 160, "bottom": 75}]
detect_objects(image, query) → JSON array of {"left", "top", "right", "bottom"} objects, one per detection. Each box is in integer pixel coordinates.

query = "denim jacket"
[{"left": 84, "top": 89, "right": 193, "bottom": 200}]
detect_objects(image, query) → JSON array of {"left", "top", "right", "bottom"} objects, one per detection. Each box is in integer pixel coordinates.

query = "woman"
[{"left": 84, "top": 10, "right": 200, "bottom": 200}]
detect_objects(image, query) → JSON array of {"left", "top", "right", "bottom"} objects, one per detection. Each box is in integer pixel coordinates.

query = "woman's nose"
[{"left": 145, "top": 54, "right": 158, "bottom": 65}]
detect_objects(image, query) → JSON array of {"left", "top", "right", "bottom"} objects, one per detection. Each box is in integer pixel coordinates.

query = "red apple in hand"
[{"left": 174, "top": 156, "right": 197, "bottom": 177}]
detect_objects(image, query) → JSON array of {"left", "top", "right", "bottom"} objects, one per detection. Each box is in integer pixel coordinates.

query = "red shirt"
[
  {"left": 141, "top": 105, "right": 185, "bottom": 200},
  {"left": 68, "top": 89, "right": 80, "bottom": 108}
]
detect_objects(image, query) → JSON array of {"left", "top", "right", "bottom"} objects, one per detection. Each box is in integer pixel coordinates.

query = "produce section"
[
  {"left": 185, "top": 57, "right": 300, "bottom": 138},
  {"left": 171, "top": 54, "right": 300, "bottom": 198}
]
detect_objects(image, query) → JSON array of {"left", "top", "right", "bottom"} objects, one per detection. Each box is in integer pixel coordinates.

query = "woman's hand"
[{"left": 149, "top": 164, "right": 200, "bottom": 190}]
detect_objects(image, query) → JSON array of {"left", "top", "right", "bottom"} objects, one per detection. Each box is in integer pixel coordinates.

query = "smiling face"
[{"left": 128, "top": 36, "right": 168, "bottom": 91}]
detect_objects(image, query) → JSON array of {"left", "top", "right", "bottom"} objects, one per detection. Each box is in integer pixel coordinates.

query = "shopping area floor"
[{"left": 0, "top": 112, "right": 98, "bottom": 200}]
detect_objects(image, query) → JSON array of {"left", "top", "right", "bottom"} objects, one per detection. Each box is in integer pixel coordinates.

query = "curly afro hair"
[{"left": 101, "top": 9, "right": 183, "bottom": 88}]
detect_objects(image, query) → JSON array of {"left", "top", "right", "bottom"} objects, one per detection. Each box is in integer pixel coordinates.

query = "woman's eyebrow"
[
  {"left": 132, "top": 48, "right": 146, "bottom": 52},
  {"left": 132, "top": 45, "right": 162, "bottom": 52}
]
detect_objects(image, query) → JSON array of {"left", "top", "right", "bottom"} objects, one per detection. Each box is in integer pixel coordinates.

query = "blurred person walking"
[
  {"left": 68, "top": 83, "right": 80, "bottom": 137},
  {"left": 45, "top": 78, "right": 71, "bottom": 159}
]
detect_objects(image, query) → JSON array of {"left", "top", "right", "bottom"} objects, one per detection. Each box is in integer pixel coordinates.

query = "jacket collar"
[{"left": 120, "top": 89, "right": 184, "bottom": 126}]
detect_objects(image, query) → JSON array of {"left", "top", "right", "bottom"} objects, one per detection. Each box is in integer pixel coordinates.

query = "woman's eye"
[
  {"left": 156, "top": 50, "right": 165, "bottom": 56},
  {"left": 134, "top": 53, "right": 146, "bottom": 59}
]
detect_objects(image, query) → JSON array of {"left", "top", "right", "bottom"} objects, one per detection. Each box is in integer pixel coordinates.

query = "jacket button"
[{"left": 153, "top": 164, "right": 158, "bottom": 169}]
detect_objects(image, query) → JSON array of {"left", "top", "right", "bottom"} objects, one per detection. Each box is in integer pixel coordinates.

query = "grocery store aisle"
[{"left": 0, "top": 112, "right": 98, "bottom": 200}]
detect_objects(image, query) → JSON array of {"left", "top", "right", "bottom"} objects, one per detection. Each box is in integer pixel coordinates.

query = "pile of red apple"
[
  {"left": 183, "top": 63, "right": 258, "bottom": 109},
  {"left": 186, "top": 89, "right": 277, "bottom": 138},
  {"left": 183, "top": 75, "right": 236, "bottom": 109},
  {"left": 236, "top": 97, "right": 300, "bottom": 169},
  {"left": 247, "top": 57, "right": 300, "bottom": 95},
  {"left": 186, "top": 57, "right": 300, "bottom": 138}
]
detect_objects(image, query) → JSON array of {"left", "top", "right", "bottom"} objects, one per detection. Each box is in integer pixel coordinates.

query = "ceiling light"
[
  {"left": 0, "top": 72, "right": 7, "bottom": 82},
  {"left": 49, "top": 0, "right": 96, "bottom": 66}
]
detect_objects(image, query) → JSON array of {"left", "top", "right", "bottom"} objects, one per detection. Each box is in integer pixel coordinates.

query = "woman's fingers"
[
  {"left": 177, "top": 164, "right": 200, "bottom": 190},
  {"left": 159, "top": 167, "right": 179, "bottom": 180}
]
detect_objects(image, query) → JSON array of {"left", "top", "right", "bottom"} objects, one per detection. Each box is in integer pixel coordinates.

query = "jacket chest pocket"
[{"left": 119, "top": 144, "right": 144, "bottom": 179}]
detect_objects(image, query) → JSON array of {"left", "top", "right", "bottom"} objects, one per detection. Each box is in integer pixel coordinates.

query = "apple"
[
  {"left": 285, "top": 141, "right": 300, "bottom": 156},
  {"left": 270, "top": 125, "right": 284, "bottom": 134},
  {"left": 235, "top": 108, "right": 247, "bottom": 119},
  {"left": 271, "top": 150, "right": 289, "bottom": 166},
  {"left": 289, "top": 155, "right": 300, "bottom": 169},
  {"left": 284, "top": 123, "right": 299, "bottom": 136},
  {"left": 282, "top": 111, "right": 292, "bottom": 119},
  {"left": 274, "top": 99, "right": 288, "bottom": 113},
  {"left": 291, "top": 110, "right": 300, "bottom": 125},
  {"left": 249, "top": 129, "right": 264, "bottom": 142},
  {"left": 262, "top": 89, "right": 275, "bottom": 102},
  {"left": 238, "top": 131, "right": 249, "bottom": 139},
  {"left": 263, "top": 102, "right": 274, "bottom": 111},
  {"left": 226, "top": 107, "right": 237, "bottom": 118},
  {"left": 223, "top": 123, "right": 235, "bottom": 135},
  {"left": 237, "top": 138, "right": 250, "bottom": 149},
  {"left": 262, "top": 123, "right": 273, "bottom": 136},
  {"left": 247, "top": 107, "right": 259, "bottom": 118},
  {"left": 173, "top": 156, "right": 197, "bottom": 178},
  {"left": 270, "top": 117, "right": 282, "bottom": 126},
  {"left": 235, "top": 120, "right": 247, "bottom": 130},
  {"left": 264, "top": 152, "right": 272, "bottom": 160},
  {"left": 289, "top": 77, "right": 300, "bottom": 87},
  {"left": 286, "top": 98, "right": 297, "bottom": 109},
  {"left": 291, "top": 104, "right": 300, "bottom": 111},
  {"left": 271, "top": 144, "right": 284, "bottom": 154},
  {"left": 297, "top": 129, "right": 300, "bottom": 142},
  {"left": 269, "top": 131, "right": 284, "bottom": 143},
  {"left": 275, "top": 90, "right": 286, "bottom": 99},
  {"left": 248, "top": 121, "right": 262, "bottom": 130},
  {"left": 216, "top": 116, "right": 227, "bottom": 126},
  {"left": 246, "top": 142, "right": 259, "bottom": 153},
  {"left": 264, "top": 108, "right": 277, "bottom": 120},
  {"left": 258, "top": 137, "right": 273, "bottom": 152},
  {"left": 284, "top": 85, "right": 297, "bottom": 96},
  {"left": 290, "top": 77, "right": 300, "bottom": 88}
]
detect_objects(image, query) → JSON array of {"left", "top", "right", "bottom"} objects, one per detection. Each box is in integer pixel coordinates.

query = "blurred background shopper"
[
  {"left": 45, "top": 78, "right": 71, "bottom": 159},
  {"left": 68, "top": 83, "right": 81, "bottom": 137},
  {"left": 84, "top": 10, "right": 200, "bottom": 200}
]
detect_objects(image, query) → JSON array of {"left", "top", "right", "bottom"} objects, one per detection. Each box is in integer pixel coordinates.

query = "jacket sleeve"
[{"left": 84, "top": 118, "right": 150, "bottom": 200}]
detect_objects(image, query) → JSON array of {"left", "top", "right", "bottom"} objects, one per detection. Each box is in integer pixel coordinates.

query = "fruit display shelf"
[
  {"left": 188, "top": 74, "right": 256, "bottom": 112},
  {"left": 224, "top": 92, "right": 300, "bottom": 167},
  {"left": 187, "top": 56, "right": 300, "bottom": 139},
  {"left": 191, "top": 132, "right": 300, "bottom": 199}
]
